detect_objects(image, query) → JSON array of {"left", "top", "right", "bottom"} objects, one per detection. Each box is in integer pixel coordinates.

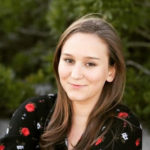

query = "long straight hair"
[{"left": 40, "top": 15, "right": 126, "bottom": 150}]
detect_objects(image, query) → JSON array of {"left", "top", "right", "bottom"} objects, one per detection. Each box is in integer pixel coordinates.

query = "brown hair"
[{"left": 40, "top": 14, "right": 126, "bottom": 150}]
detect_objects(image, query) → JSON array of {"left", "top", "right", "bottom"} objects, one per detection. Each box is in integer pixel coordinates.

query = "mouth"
[{"left": 68, "top": 82, "right": 87, "bottom": 88}]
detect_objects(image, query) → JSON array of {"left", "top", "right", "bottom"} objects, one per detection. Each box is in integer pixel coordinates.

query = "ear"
[{"left": 106, "top": 65, "right": 116, "bottom": 82}]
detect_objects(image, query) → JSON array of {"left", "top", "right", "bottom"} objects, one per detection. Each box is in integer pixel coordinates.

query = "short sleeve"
[
  {"left": 0, "top": 94, "right": 56, "bottom": 150},
  {"left": 93, "top": 104, "right": 142, "bottom": 150}
]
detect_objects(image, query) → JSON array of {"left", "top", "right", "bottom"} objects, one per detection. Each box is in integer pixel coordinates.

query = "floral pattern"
[
  {"left": 0, "top": 94, "right": 142, "bottom": 150},
  {"left": 20, "top": 127, "right": 30, "bottom": 136},
  {"left": 118, "top": 112, "right": 129, "bottom": 118},
  {"left": 25, "top": 103, "right": 35, "bottom": 112},
  {"left": 135, "top": 138, "right": 141, "bottom": 147},
  {"left": 95, "top": 137, "right": 103, "bottom": 146},
  {"left": 0, "top": 145, "right": 5, "bottom": 150}
]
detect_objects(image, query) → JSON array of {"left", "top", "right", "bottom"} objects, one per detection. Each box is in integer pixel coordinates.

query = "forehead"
[{"left": 61, "top": 32, "right": 109, "bottom": 58}]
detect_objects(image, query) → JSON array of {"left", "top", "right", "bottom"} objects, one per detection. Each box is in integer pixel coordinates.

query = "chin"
[{"left": 67, "top": 93, "right": 87, "bottom": 102}]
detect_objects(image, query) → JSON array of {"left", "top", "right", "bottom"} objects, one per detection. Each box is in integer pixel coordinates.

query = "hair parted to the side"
[{"left": 40, "top": 14, "right": 126, "bottom": 150}]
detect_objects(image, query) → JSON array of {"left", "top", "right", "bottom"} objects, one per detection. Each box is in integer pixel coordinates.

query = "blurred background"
[{"left": 0, "top": 0, "right": 150, "bottom": 149}]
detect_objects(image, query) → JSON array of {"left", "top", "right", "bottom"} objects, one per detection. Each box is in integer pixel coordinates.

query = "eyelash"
[
  {"left": 86, "top": 62, "right": 96, "bottom": 67},
  {"left": 63, "top": 58, "right": 96, "bottom": 67},
  {"left": 64, "top": 58, "right": 74, "bottom": 63}
]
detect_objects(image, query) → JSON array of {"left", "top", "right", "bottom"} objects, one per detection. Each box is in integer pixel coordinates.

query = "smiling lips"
[{"left": 69, "top": 83, "right": 87, "bottom": 88}]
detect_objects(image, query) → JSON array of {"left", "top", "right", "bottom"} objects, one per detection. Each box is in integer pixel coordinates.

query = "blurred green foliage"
[
  {"left": 0, "top": 64, "right": 34, "bottom": 116},
  {"left": 0, "top": 0, "right": 150, "bottom": 127},
  {"left": 124, "top": 67, "right": 150, "bottom": 126}
]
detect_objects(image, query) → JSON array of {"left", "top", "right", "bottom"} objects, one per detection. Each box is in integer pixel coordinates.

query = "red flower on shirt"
[
  {"left": 95, "top": 138, "right": 103, "bottom": 146},
  {"left": 118, "top": 112, "right": 128, "bottom": 119},
  {"left": 25, "top": 103, "right": 35, "bottom": 112},
  {"left": 0, "top": 145, "right": 5, "bottom": 150},
  {"left": 21, "top": 127, "right": 30, "bottom": 136},
  {"left": 135, "top": 138, "right": 140, "bottom": 146}
]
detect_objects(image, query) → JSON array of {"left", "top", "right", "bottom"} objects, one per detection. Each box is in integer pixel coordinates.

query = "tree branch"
[
  {"left": 134, "top": 1, "right": 150, "bottom": 7},
  {"left": 136, "top": 28, "right": 150, "bottom": 40},
  {"left": 17, "top": 28, "right": 50, "bottom": 37},
  {"left": 127, "top": 42, "right": 150, "bottom": 48},
  {"left": 126, "top": 60, "right": 150, "bottom": 76}
]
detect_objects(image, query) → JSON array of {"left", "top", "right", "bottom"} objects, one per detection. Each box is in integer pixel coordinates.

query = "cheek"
[
  {"left": 58, "top": 62, "right": 70, "bottom": 80},
  {"left": 87, "top": 68, "right": 108, "bottom": 83}
]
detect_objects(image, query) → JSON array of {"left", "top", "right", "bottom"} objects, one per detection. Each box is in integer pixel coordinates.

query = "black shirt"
[{"left": 0, "top": 93, "right": 142, "bottom": 150}]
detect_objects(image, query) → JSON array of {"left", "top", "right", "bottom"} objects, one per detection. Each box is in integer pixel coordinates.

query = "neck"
[
  {"left": 72, "top": 102, "right": 93, "bottom": 117},
  {"left": 71, "top": 98, "right": 98, "bottom": 125},
  {"left": 67, "top": 98, "right": 99, "bottom": 148},
  {"left": 72, "top": 92, "right": 100, "bottom": 115}
]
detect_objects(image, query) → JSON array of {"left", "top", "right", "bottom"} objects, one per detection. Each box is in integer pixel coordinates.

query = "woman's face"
[{"left": 58, "top": 33, "right": 115, "bottom": 104}]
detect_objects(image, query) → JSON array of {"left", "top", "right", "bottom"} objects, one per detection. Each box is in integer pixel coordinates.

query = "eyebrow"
[{"left": 62, "top": 53, "right": 100, "bottom": 60}]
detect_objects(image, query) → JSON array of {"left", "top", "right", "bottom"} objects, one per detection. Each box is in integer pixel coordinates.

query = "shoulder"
[
  {"left": 9, "top": 93, "right": 57, "bottom": 127},
  {"left": 19, "top": 93, "right": 57, "bottom": 108},
  {"left": 10, "top": 93, "right": 57, "bottom": 127},
  {"left": 0, "top": 93, "right": 57, "bottom": 149},
  {"left": 110, "top": 104, "right": 142, "bottom": 141},
  {"left": 112, "top": 104, "right": 142, "bottom": 129},
  {"left": 13, "top": 93, "right": 57, "bottom": 117},
  {"left": 8, "top": 93, "right": 57, "bottom": 134},
  {"left": 94, "top": 104, "right": 142, "bottom": 150},
  {"left": 107, "top": 104, "right": 142, "bottom": 149}
]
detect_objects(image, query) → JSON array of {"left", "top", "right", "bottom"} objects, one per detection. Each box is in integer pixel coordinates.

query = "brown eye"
[
  {"left": 86, "top": 62, "right": 96, "bottom": 67},
  {"left": 64, "top": 58, "right": 74, "bottom": 64}
]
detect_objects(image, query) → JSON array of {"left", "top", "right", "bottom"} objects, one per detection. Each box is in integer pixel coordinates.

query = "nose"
[{"left": 71, "top": 63, "right": 83, "bottom": 79}]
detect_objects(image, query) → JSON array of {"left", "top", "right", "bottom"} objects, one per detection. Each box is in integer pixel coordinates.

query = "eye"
[
  {"left": 64, "top": 58, "right": 74, "bottom": 64},
  {"left": 86, "top": 62, "right": 96, "bottom": 67}
]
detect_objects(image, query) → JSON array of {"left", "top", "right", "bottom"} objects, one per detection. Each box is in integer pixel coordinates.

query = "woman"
[{"left": 0, "top": 15, "right": 142, "bottom": 150}]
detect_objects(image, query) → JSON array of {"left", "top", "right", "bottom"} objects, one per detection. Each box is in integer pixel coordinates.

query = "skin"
[{"left": 58, "top": 32, "right": 116, "bottom": 149}]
